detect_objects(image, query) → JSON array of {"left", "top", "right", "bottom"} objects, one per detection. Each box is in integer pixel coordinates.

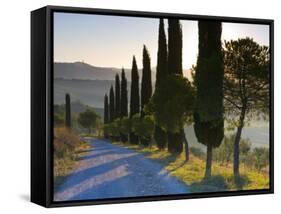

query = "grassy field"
[{"left": 113, "top": 141, "right": 269, "bottom": 193}]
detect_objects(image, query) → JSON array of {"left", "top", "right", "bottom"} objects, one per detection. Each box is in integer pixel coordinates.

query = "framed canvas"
[{"left": 31, "top": 5, "right": 274, "bottom": 208}]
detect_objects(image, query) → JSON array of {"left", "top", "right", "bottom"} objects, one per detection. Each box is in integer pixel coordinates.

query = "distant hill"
[
  {"left": 54, "top": 78, "right": 118, "bottom": 108},
  {"left": 54, "top": 100, "right": 104, "bottom": 119},
  {"left": 54, "top": 61, "right": 157, "bottom": 82}
]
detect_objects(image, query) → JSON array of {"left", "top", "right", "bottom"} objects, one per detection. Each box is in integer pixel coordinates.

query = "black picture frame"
[{"left": 31, "top": 5, "right": 274, "bottom": 208}]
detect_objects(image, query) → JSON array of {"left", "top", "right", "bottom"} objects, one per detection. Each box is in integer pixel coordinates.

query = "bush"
[
  {"left": 252, "top": 147, "right": 269, "bottom": 172},
  {"left": 213, "top": 135, "right": 251, "bottom": 165},
  {"left": 53, "top": 127, "right": 80, "bottom": 159}
]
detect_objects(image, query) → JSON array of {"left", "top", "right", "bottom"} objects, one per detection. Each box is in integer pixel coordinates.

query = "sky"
[{"left": 54, "top": 12, "right": 270, "bottom": 77}]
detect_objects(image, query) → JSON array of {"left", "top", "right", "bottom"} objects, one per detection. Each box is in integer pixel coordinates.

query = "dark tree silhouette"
[
  {"left": 115, "top": 73, "right": 121, "bottom": 118},
  {"left": 167, "top": 18, "right": 184, "bottom": 153},
  {"left": 223, "top": 38, "right": 269, "bottom": 177},
  {"left": 104, "top": 93, "right": 109, "bottom": 138},
  {"left": 194, "top": 21, "right": 224, "bottom": 178},
  {"left": 154, "top": 18, "right": 168, "bottom": 149},
  {"left": 130, "top": 56, "right": 140, "bottom": 144},
  {"left": 120, "top": 68, "right": 128, "bottom": 142},
  {"left": 109, "top": 85, "right": 115, "bottom": 123},
  {"left": 65, "top": 93, "right": 71, "bottom": 128},
  {"left": 168, "top": 19, "right": 182, "bottom": 75},
  {"left": 140, "top": 45, "right": 153, "bottom": 146}
]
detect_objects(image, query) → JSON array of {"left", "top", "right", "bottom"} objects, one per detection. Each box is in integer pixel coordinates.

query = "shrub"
[{"left": 53, "top": 127, "right": 80, "bottom": 159}]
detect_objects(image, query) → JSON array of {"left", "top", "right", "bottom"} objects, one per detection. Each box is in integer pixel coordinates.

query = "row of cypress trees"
[
  {"left": 104, "top": 45, "right": 153, "bottom": 145},
  {"left": 103, "top": 18, "right": 224, "bottom": 178}
]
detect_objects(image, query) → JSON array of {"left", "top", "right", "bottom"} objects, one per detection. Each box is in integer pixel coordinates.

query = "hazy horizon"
[{"left": 54, "top": 12, "right": 270, "bottom": 78}]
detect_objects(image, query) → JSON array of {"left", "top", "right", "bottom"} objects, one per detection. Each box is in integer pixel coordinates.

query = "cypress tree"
[
  {"left": 130, "top": 56, "right": 140, "bottom": 144},
  {"left": 167, "top": 18, "right": 183, "bottom": 153},
  {"left": 109, "top": 85, "right": 115, "bottom": 123},
  {"left": 120, "top": 68, "right": 128, "bottom": 142},
  {"left": 168, "top": 19, "right": 183, "bottom": 75},
  {"left": 193, "top": 21, "right": 224, "bottom": 178},
  {"left": 154, "top": 18, "right": 168, "bottom": 149},
  {"left": 104, "top": 93, "right": 109, "bottom": 138},
  {"left": 140, "top": 45, "right": 153, "bottom": 146},
  {"left": 65, "top": 93, "right": 71, "bottom": 128},
  {"left": 115, "top": 74, "right": 121, "bottom": 118}
]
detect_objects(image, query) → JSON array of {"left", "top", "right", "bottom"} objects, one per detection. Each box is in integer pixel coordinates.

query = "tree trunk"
[
  {"left": 233, "top": 107, "right": 246, "bottom": 177},
  {"left": 205, "top": 144, "right": 213, "bottom": 179},
  {"left": 182, "top": 129, "right": 189, "bottom": 162}
]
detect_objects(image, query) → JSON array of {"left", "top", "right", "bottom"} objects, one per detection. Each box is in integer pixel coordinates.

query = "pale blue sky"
[{"left": 54, "top": 12, "right": 270, "bottom": 77}]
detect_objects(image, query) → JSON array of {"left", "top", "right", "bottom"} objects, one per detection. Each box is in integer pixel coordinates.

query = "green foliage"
[
  {"left": 120, "top": 68, "right": 128, "bottom": 118},
  {"left": 131, "top": 114, "right": 155, "bottom": 140},
  {"left": 223, "top": 38, "right": 270, "bottom": 120},
  {"left": 104, "top": 94, "right": 109, "bottom": 124},
  {"left": 243, "top": 148, "right": 269, "bottom": 172},
  {"left": 168, "top": 19, "right": 182, "bottom": 75},
  {"left": 104, "top": 121, "right": 120, "bottom": 138},
  {"left": 151, "top": 75, "right": 194, "bottom": 133},
  {"left": 194, "top": 21, "right": 224, "bottom": 148},
  {"left": 156, "top": 18, "right": 168, "bottom": 88},
  {"left": 154, "top": 125, "right": 167, "bottom": 150},
  {"left": 130, "top": 56, "right": 140, "bottom": 117},
  {"left": 141, "top": 45, "right": 153, "bottom": 117},
  {"left": 115, "top": 74, "right": 121, "bottom": 118},
  {"left": 65, "top": 93, "right": 71, "bottom": 128},
  {"left": 213, "top": 135, "right": 251, "bottom": 165},
  {"left": 129, "top": 56, "right": 140, "bottom": 144},
  {"left": 154, "top": 18, "right": 168, "bottom": 150},
  {"left": 109, "top": 85, "right": 115, "bottom": 122},
  {"left": 78, "top": 108, "right": 100, "bottom": 133},
  {"left": 120, "top": 117, "right": 131, "bottom": 135}
]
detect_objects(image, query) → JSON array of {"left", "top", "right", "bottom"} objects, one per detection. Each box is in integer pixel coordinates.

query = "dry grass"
[
  {"left": 113, "top": 141, "right": 269, "bottom": 193},
  {"left": 53, "top": 128, "right": 91, "bottom": 188}
]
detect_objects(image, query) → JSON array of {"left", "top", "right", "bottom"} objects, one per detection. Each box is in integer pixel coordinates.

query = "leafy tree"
[
  {"left": 154, "top": 18, "right": 168, "bottom": 150},
  {"left": 115, "top": 73, "right": 121, "bottom": 118},
  {"left": 140, "top": 45, "right": 153, "bottom": 146},
  {"left": 65, "top": 93, "right": 71, "bottom": 128},
  {"left": 109, "top": 85, "right": 115, "bottom": 122},
  {"left": 104, "top": 94, "right": 109, "bottom": 138},
  {"left": 223, "top": 38, "right": 270, "bottom": 177},
  {"left": 129, "top": 56, "right": 140, "bottom": 144},
  {"left": 120, "top": 68, "right": 129, "bottom": 142},
  {"left": 120, "top": 117, "right": 131, "bottom": 136},
  {"left": 150, "top": 75, "right": 194, "bottom": 156},
  {"left": 193, "top": 21, "right": 224, "bottom": 178},
  {"left": 78, "top": 108, "right": 100, "bottom": 134},
  {"left": 166, "top": 18, "right": 186, "bottom": 154},
  {"left": 132, "top": 114, "right": 155, "bottom": 144}
]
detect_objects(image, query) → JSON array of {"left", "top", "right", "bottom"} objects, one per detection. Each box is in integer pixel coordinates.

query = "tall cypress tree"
[
  {"left": 65, "top": 93, "right": 71, "bottom": 128},
  {"left": 115, "top": 74, "right": 121, "bottom": 119},
  {"left": 167, "top": 18, "right": 183, "bottom": 153},
  {"left": 130, "top": 56, "right": 140, "bottom": 144},
  {"left": 168, "top": 19, "right": 183, "bottom": 75},
  {"left": 109, "top": 85, "right": 115, "bottom": 123},
  {"left": 193, "top": 21, "right": 224, "bottom": 178},
  {"left": 120, "top": 68, "right": 128, "bottom": 142},
  {"left": 154, "top": 18, "right": 168, "bottom": 149},
  {"left": 140, "top": 45, "right": 153, "bottom": 146},
  {"left": 104, "top": 93, "right": 109, "bottom": 138}
]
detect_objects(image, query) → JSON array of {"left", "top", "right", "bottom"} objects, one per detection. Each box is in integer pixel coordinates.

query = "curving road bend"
[{"left": 54, "top": 139, "right": 190, "bottom": 201}]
